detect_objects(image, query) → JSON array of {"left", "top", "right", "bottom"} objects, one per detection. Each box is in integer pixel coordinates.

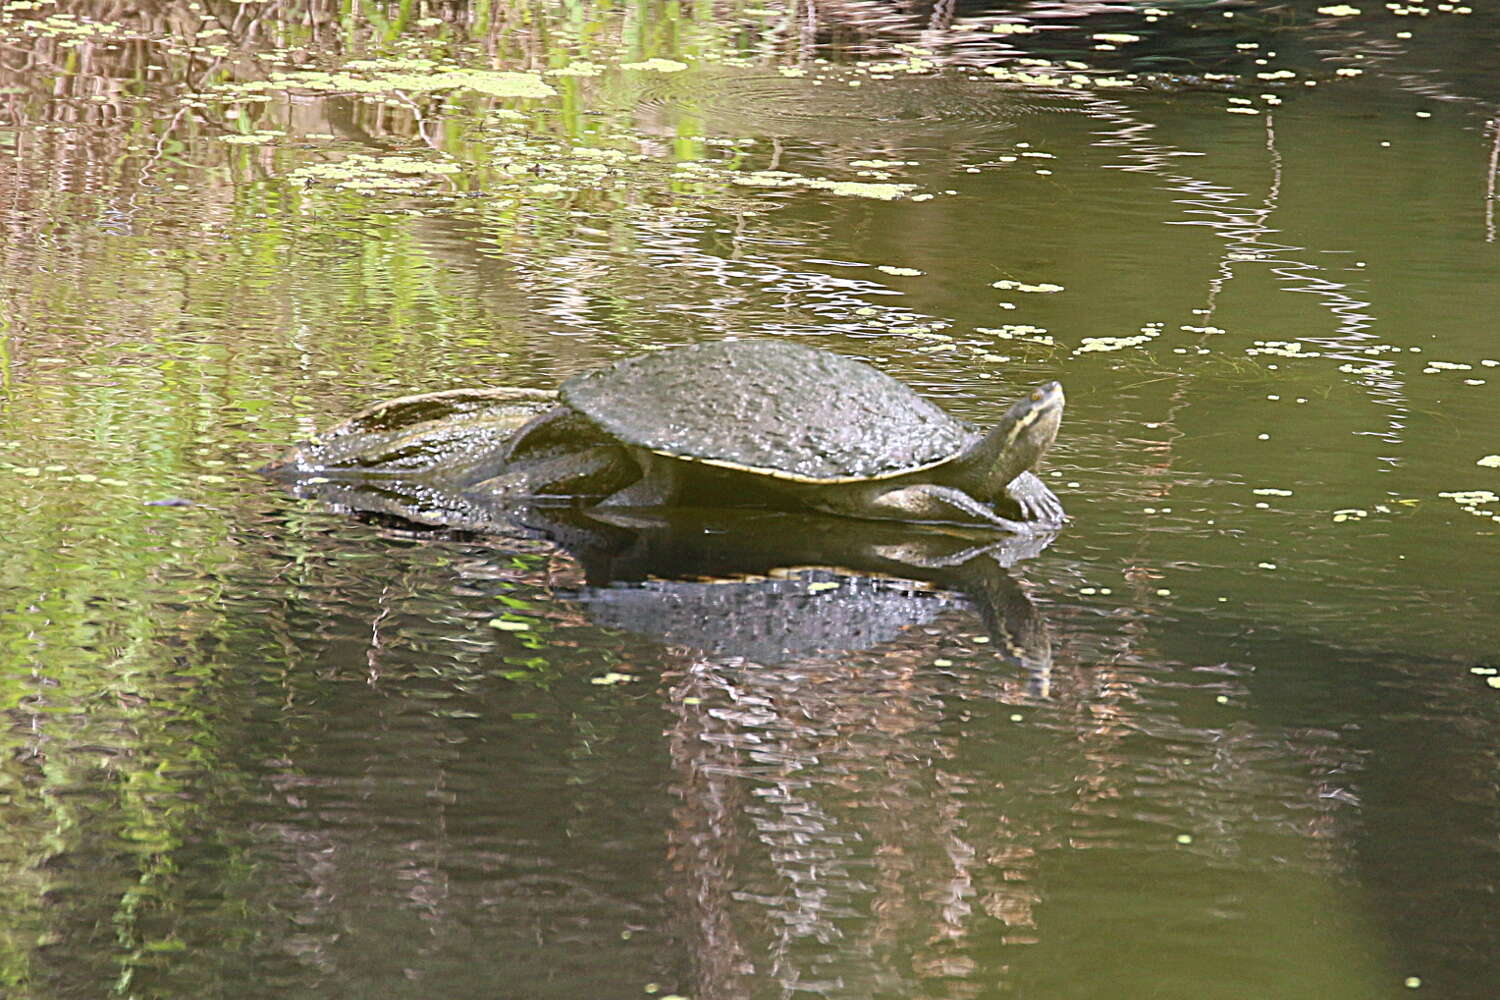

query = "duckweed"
[
  {"left": 619, "top": 58, "right": 689, "bottom": 73},
  {"left": 992, "top": 280, "right": 1064, "bottom": 293}
]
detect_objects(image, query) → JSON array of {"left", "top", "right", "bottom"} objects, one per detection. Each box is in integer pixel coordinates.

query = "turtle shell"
[{"left": 559, "top": 340, "right": 973, "bottom": 483}]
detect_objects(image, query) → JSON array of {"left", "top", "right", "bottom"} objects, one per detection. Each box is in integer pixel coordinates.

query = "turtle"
[{"left": 480, "top": 340, "right": 1065, "bottom": 532}]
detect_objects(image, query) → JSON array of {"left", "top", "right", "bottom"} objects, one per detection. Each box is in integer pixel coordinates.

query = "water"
[{"left": 3, "top": 1, "right": 1500, "bottom": 997}]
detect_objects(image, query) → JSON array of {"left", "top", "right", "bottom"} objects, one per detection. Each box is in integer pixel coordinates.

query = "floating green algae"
[
  {"left": 811, "top": 179, "right": 914, "bottom": 200},
  {"left": 288, "top": 153, "right": 463, "bottom": 192},
  {"left": 730, "top": 170, "right": 916, "bottom": 200},
  {"left": 224, "top": 61, "right": 556, "bottom": 101},
  {"left": 992, "top": 279, "right": 1064, "bottom": 293},
  {"left": 547, "top": 61, "right": 606, "bottom": 78},
  {"left": 619, "top": 58, "right": 690, "bottom": 73}
]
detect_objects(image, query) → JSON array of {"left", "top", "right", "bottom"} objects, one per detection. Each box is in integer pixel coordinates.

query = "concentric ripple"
[{"left": 623, "top": 66, "right": 1084, "bottom": 140}]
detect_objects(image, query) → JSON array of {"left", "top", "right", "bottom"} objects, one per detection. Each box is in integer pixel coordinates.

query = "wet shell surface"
[{"left": 560, "top": 340, "right": 972, "bottom": 483}]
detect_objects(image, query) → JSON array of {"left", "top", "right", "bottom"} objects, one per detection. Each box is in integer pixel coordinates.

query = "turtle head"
[{"left": 963, "top": 381, "right": 1065, "bottom": 500}]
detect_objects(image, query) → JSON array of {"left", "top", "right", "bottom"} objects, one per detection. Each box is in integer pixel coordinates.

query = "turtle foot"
[{"left": 1005, "top": 471, "right": 1067, "bottom": 527}]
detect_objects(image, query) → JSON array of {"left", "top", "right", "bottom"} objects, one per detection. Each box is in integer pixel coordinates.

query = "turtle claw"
[
  {"left": 1022, "top": 492, "right": 1066, "bottom": 524},
  {"left": 1005, "top": 471, "right": 1066, "bottom": 527}
]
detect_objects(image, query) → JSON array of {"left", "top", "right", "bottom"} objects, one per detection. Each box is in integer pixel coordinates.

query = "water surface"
[{"left": 2, "top": 1, "right": 1499, "bottom": 997}]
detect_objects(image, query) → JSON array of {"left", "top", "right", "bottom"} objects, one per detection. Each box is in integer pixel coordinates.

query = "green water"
[{"left": 2, "top": 1, "right": 1499, "bottom": 997}]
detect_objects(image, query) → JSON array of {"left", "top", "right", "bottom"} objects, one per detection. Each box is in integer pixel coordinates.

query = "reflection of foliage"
[
  {"left": 0, "top": 500, "right": 243, "bottom": 993},
  {"left": 0, "top": 0, "right": 1423, "bottom": 377},
  {"left": 1, "top": 0, "right": 1495, "bottom": 992}
]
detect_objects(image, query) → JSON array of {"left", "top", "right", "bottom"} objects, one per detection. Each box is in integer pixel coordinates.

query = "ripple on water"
[{"left": 624, "top": 66, "right": 1087, "bottom": 141}]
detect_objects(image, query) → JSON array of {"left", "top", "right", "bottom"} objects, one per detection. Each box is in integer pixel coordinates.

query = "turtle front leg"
[
  {"left": 827, "top": 482, "right": 1035, "bottom": 532},
  {"left": 1004, "top": 471, "right": 1065, "bottom": 527}
]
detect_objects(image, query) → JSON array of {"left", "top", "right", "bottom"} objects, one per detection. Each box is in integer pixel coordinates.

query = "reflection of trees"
[
  {"left": 0, "top": 478, "right": 1374, "bottom": 998},
  {"left": 4, "top": 0, "right": 1412, "bottom": 402},
  {"left": 4, "top": 0, "right": 1013, "bottom": 392},
  {"left": 224, "top": 476, "right": 1369, "bottom": 996},
  {"left": 659, "top": 622, "right": 1362, "bottom": 997},
  {"left": 663, "top": 637, "right": 1036, "bottom": 998},
  {"left": 0, "top": 496, "right": 258, "bottom": 992},
  {"left": 45, "top": 523, "right": 686, "bottom": 999}
]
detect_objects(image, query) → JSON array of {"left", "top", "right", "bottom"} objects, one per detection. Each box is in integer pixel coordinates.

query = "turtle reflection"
[
  {"left": 265, "top": 456, "right": 1057, "bottom": 688},
  {"left": 521, "top": 506, "right": 1055, "bottom": 684}
]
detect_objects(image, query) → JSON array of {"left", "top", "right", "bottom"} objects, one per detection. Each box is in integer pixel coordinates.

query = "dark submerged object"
[{"left": 492, "top": 340, "right": 1065, "bottom": 531}]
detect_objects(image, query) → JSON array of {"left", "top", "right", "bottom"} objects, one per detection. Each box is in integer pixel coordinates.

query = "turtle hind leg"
[
  {"left": 470, "top": 444, "right": 635, "bottom": 502},
  {"left": 597, "top": 450, "right": 683, "bottom": 507},
  {"left": 504, "top": 405, "right": 609, "bottom": 463}
]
